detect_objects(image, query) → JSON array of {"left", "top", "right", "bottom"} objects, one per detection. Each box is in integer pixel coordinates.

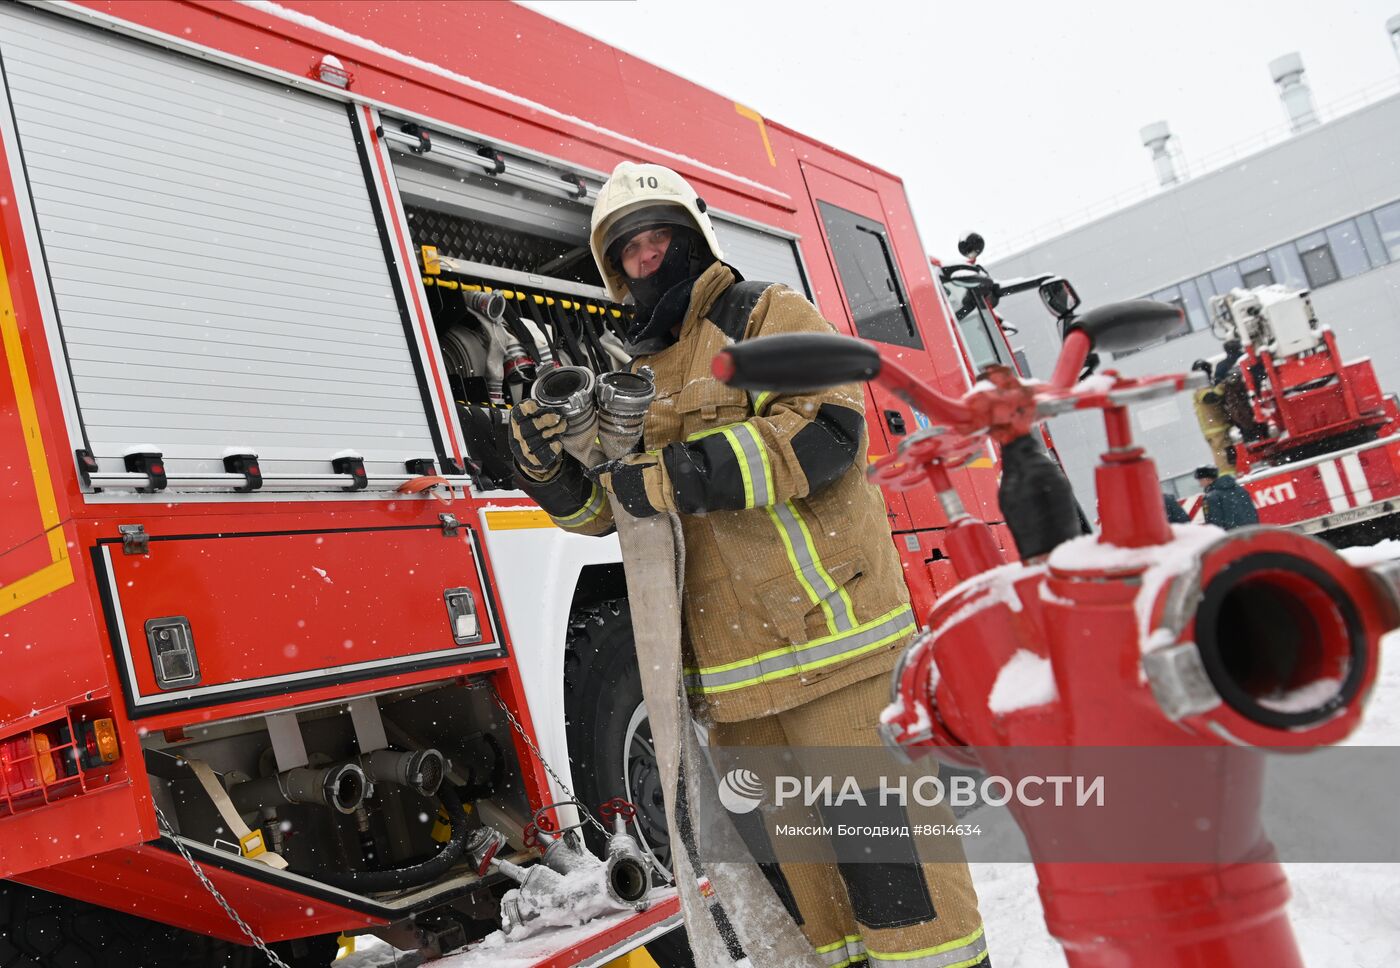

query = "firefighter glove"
[
  {"left": 588, "top": 451, "right": 676, "bottom": 518},
  {"left": 509, "top": 399, "right": 567, "bottom": 481}
]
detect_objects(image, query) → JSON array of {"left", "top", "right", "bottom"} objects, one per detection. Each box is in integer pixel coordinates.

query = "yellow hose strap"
[{"left": 184, "top": 758, "right": 289, "bottom": 869}]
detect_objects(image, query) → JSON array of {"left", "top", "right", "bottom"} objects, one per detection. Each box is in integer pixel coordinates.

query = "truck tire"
[
  {"left": 0, "top": 880, "right": 338, "bottom": 968},
  {"left": 563, "top": 599, "right": 694, "bottom": 968}
]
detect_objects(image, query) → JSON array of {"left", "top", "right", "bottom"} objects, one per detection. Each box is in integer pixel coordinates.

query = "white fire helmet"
[{"left": 590, "top": 161, "right": 724, "bottom": 303}]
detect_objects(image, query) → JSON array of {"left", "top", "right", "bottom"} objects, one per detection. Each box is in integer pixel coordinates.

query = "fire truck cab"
[{"left": 0, "top": 2, "right": 1010, "bottom": 963}]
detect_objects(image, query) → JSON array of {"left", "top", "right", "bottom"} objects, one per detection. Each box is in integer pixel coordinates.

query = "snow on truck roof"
[{"left": 241, "top": 0, "right": 791, "bottom": 200}]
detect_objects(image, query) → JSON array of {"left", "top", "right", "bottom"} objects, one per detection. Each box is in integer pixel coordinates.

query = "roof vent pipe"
[
  {"left": 1139, "top": 121, "right": 1184, "bottom": 187},
  {"left": 1269, "top": 52, "right": 1320, "bottom": 132},
  {"left": 1388, "top": 14, "right": 1400, "bottom": 67}
]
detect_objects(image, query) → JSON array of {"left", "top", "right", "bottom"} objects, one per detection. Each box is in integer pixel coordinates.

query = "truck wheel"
[
  {"left": 0, "top": 880, "right": 338, "bottom": 967},
  {"left": 564, "top": 599, "right": 694, "bottom": 968}
]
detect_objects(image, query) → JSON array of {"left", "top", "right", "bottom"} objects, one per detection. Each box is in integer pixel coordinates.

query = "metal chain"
[
  {"left": 153, "top": 805, "right": 294, "bottom": 968},
  {"left": 491, "top": 690, "right": 610, "bottom": 838}
]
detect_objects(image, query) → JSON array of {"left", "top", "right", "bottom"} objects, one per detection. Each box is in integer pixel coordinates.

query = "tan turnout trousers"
[{"left": 709, "top": 673, "right": 989, "bottom": 968}]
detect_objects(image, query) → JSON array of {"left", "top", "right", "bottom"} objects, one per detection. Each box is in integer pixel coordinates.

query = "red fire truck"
[
  {"left": 0, "top": 2, "right": 1013, "bottom": 964},
  {"left": 1180, "top": 286, "right": 1400, "bottom": 545}
]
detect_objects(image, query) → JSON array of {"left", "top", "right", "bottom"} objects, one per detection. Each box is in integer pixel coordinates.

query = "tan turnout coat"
[{"left": 557, "top": 263, "right": 913, "bottom": 722}]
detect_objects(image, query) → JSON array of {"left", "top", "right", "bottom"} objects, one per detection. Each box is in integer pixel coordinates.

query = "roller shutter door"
[
  {"left": 0, "top": 5, "right": 438, "bottom": 483},
  {"left": 713, "top": 218, "right": 809, "bottom": 297}
]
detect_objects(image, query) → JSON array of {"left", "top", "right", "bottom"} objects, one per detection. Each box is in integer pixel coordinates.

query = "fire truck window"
[
  {"left": 1267, "top": 244, "right": 1309, "bottom": 290},
  {"left": 1238, "top": 253, "right": 1274, "bottom": 290},
  {"left": 1374, "top": 201, "right": 1400, "bottom": 260},
  {"left": 817, "top": 201, "right": 923, "bottom": 349},
  {"left": 1325, "top": 220, "right": 1372, "bottom": 279},
  {"left": 1297, "top": 232, "right": 1340, "bottom": 288},
  {"left": 943, "top": 282, "right": 1005, "bottom": 370}
]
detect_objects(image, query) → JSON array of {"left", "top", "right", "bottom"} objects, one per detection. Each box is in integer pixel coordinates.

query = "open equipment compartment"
[{"left": 378, "top": 114, "right": 812, "bottom": 490}]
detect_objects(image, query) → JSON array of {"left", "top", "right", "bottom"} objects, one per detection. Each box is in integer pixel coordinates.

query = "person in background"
[
  {"left": 1190, "top": 358, "right": 1234, "bottom": 473},
  {"left": 1163, "top": 492, "right": 1192, "bottom": 524},
  {"left": 1213, "top": 338, "right": 1245, "bottom": 385},
  {"left": 1194, "top": 465, "right": 1259, "bottom": 530}
]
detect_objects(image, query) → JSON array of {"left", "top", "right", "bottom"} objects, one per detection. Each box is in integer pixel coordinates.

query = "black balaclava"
[{"left": 612, "top": 227, "right": 709, "bottom": 351}]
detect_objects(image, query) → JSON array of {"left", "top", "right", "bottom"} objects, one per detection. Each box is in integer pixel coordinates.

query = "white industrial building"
[{"left": 986, "top": 15, "right": 1400, "bottom": 508}]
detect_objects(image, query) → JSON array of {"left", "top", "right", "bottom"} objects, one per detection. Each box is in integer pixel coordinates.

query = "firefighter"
[
  {"left": 1210, "top": 341, "right": 1271, "bottom": 444},
  {"left": 1194, "top": 465, "right": 1259, "bottom": 530},
  {"left": 509, "top": 162, "right": 989, "bottom": 967},
  {"left": 1213, "top": 338, "right": 1245, "bottom": 385},
  {"left": 1190, "top": 359, "right": 1234, "bottom": 473}
]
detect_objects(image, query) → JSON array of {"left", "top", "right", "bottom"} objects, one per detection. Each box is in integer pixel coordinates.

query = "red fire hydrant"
[{"left": 716, "top": 303, "right": 1400, "bottom": 968}]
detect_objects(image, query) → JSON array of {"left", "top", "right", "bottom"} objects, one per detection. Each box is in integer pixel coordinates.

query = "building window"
[
  {"left": 1297, "top": 232, "right": 1340, "bottom": 288},
  {"left": 1357, "top": 212, "right": 1390, "bottom": 267},
  {"left": 1192, "top": 273, "right": 1219, "bottom": 321},
  {"left": 1178, "top": 278, "right": 1209, "bottom": 330},
  {"left": 1237, "top": 253, "right": 1274, "bottom": 289},
  {"left": 1194, "top": 273, "right": 1217, "bottom": 302},
  {"left": 1210, "top": 264, "right": 1244, "bottom": 296},
  {"left": 1131, "top": 198, "right": 1400, "bottom": 359},
  {"left": 1266, "top": 244, "right": 1309, "bottom": 289},
  {"left": 1372, "top": 200, "right": 1400, "bottom": 261},
  {"left": 1325, "top": 220, "right": 1372, "bottom": 278},
  {"left": 816, "top": 200, "right": 922, "bottom": 349}
]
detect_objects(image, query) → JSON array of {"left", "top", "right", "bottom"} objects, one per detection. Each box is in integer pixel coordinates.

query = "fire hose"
[
  {"left": 217, "top": 747, "right": 468, "bottom": 894},
  {"left": 531, "top": 365, "right": 823, "bottom": 967},
  {"left": 303, "top": 784, "right": 471, "bottom": 894},
  {"left": 713, "top": 300, "right": 1400, "bottom": 968}
]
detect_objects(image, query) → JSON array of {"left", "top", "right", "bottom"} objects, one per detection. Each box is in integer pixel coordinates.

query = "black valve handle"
[
  {"left": 1066, "top": 299, "right": 1184, "bottom": 354},
  {"left": 712, "top": 332, "right": 882, "bottom": 393}
]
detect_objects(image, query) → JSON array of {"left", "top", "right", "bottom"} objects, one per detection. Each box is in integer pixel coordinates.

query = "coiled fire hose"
[{"left": 301, "top": 785, "right": 470, "bottom": 893}]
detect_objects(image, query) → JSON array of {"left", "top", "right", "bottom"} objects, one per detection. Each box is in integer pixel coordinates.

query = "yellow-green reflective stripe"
[
  {"left": 684, "top": 605, "right": 911, "bottom": 676},
  {"left": 551, "top": 483, "right": 605, "bottom": 528},
  {"left": 688, "top": 424, "right": 734, "bottom": 441},
  {"left": 866, "top": 926, "right": 987, "bottom": 967},
  {"left": 764, "top": 503, "right": 834, "bottom": 632},
  {"left": 719, "top": 424, "right": 771, "bottom": 508},
  {"left": 721, "top": 427, "right": 756, "bottom": 508},
  {"left": 817, "top": 935, "right": 868, "bottom": 967},
  {"left": 787, "top": 500, "right": 856, "bottom": 628},
  {"left": 751, "top": 424, "right": 775, "bottom": 506},
  {"left": 768, "top": 502, "right": 854, "bottom": 634},
  {"left": 683, "top": 605, "right": 914, "bottom": 694},
  {"left": 753, "top": 390, "right": 775, "bottom": 414},
  {"left": 690, "top": 422, "right": 774, "bottom": 509}
]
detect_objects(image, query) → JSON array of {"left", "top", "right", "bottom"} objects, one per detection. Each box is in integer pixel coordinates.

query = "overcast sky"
[{"left": 522, "top": 0, "right": 1400, "bottom": 264}]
